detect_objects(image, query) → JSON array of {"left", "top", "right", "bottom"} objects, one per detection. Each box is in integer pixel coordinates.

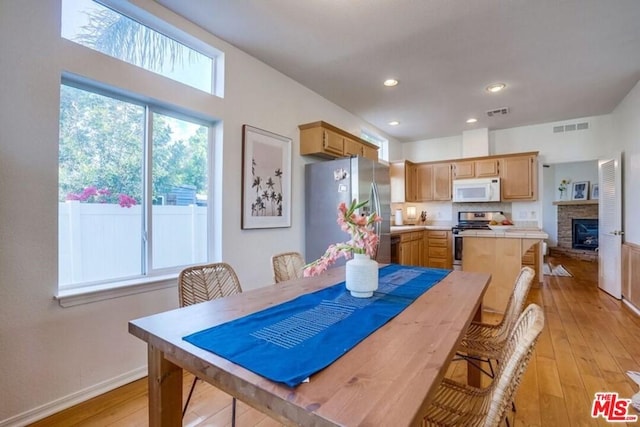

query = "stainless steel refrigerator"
[{"left": 305, "top": 156, "right": 391, "bottom": 265}]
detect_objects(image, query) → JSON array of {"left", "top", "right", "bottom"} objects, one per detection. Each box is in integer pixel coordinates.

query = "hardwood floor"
[{"left": 30, "top": 256, "right": 640, "bottom": 426}]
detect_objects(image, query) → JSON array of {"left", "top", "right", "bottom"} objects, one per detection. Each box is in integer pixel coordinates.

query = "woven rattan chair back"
[
  {"left": 423, "top": 303, "right": 545, "bottom": 427},
  {"left": 494, "top": 266, "right": 535, "bottom": 342},
  {"left": 271, "top": 251, "right": 305, "bottom": 283},
  {"left": 178, "top": 262, "right": 242, "bottom": 307},
  {"left": 483, "top": 304, "right": 545, "bottom": 426}
]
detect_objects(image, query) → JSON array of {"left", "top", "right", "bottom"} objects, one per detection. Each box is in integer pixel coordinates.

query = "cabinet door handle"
[{"left": 323, "top": 131, "right": 328, "bottom": 149}]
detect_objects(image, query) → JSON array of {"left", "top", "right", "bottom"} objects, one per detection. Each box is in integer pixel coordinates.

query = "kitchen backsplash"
[{"left": 391, "top": 201, "right": 540, "bottom": 228}]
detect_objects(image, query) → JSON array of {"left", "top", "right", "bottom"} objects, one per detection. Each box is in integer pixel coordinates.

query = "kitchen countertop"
[
  {"left": 391, "top": 224, "right": 452, "bottom": 234},
  {"left": 459, "top": 228, "right": 548, "bottom": 239}
]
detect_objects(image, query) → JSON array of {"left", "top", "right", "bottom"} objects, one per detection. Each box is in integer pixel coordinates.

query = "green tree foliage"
[{"left": 59, "top": 85, "right": 207, "bottom": 204}]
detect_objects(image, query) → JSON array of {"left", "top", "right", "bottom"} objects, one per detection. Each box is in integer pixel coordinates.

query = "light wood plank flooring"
[{"left": 30, "top": 256, "right": 640, "bottom": 426}]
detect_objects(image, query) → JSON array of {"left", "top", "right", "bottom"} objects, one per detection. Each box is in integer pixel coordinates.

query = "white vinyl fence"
[{"left": 59, "top": 201, "right": 207, "bottom": 286}]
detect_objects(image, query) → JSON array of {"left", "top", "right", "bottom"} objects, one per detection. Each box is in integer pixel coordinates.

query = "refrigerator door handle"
[{"left": 371, "top": 182, "right": 382, "bottom": 256}]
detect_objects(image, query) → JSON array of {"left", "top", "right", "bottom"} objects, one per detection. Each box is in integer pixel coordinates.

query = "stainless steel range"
[{"left": 452, "top": 211, "right": 503, "bottom": 269}]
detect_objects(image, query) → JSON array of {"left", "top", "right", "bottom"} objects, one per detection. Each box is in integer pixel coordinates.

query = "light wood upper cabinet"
[
  {"left": 416, "top": 162, "right": 452, "bottom": 201},
  {"left": 416, "top": 163, "right": 434, "bottom": 201},
  {"left": 433, "top": 163, "right": 452, "bottom": 200},
  {"left": 500, "top": 153, "right": 537, "bottom": 200},
  {"left": 405, "top": 161, "right": 418, "bottom": 202},
  {"left": 475, "top": 158, "right": 500, "bottom": 177},
  {"left": 452, "top": 158, "right": 499, "bottom": 179},
  {"left": 451, "top": 161, "right": 475, "bottom": 179},
  {"left": 390, "top": 161, "right": 407, "bottom": 203},
  {"left": 299, "top": 121, "right": 379, "bottom": 161},
  {"left": 392, "top": 152, "right": 536, "bottom": 202}
]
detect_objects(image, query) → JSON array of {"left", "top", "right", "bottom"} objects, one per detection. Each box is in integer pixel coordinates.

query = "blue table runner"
[{"left": 183, "top": 264, "right": 451, "bottom": 387}]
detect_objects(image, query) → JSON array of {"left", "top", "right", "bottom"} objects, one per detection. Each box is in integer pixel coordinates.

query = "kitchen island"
[{"left": 461, "top": 228, "right": 548, "bottom": 315}]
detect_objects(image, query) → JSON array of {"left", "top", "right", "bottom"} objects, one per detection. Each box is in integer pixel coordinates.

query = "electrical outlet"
[{"left": 530, "top": 211, "right": 537, "bottom": 219}]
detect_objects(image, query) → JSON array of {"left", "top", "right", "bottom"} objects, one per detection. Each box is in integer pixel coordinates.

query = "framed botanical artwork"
[
  {"left": 571, "top": 181, "right": 589, "bottom": 201},
  {"left": 241, "top": 125, "right": 292, "bottom": 229},
  {"left": 590, "top": 183, "right": 599, "bottom": 200}
]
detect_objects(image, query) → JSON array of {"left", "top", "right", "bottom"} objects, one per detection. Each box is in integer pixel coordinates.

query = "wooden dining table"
[{"left": 129, "top": 266, "right": 490, "bottom": 427}]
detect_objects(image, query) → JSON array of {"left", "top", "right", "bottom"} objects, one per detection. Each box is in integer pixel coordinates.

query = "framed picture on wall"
[
  {"left": 572, "top": 181, "right": 589, "bottom": 200},
  {"left": 590, "top": 183, "right": 599, "bottom": 200},
  {"left": 241, "top": 125, "right": 292, "bottom": 229}
]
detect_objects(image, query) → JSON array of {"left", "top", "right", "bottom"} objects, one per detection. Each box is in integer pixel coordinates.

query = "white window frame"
[
  {"left": 360, "top": 129, "right": 389, "bottom": 162},
  {"left": 56, "top": 0, "right": 224, "bottom": 306},
  {"left": 57, "top": 78, "right": 217, "bottom": 306}
]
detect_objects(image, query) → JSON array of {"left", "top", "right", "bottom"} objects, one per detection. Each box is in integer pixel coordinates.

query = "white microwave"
[{"left": 452, "top": 178, "right": 501, "bottom": 202}]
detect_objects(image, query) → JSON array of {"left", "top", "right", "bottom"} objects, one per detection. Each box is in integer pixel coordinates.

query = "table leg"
[
  {"left": 148, "top": 344, "right": 182, "bottom": 426},
  {"left": 467, "top": 304, "right": 482, "bottom": 388}
]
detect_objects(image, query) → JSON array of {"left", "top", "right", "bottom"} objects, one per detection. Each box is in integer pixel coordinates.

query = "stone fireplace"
[{"left": 552, "top": 203, "right": 598, "bottom": 261}]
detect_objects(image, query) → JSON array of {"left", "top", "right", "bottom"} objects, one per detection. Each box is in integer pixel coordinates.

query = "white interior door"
[{"left": 598, "top": 154, "right": 622, "bottom": 299}]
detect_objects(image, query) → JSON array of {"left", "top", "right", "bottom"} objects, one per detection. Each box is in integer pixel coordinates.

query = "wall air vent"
[
  {"left": 552, "top": 122, "right": 589, "bottom": 133},
  {"left": 486, "top": 107, "right": 509, "bottom": 117}
]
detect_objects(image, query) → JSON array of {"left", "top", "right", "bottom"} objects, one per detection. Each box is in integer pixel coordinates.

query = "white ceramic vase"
[{"left": 345, "top": 253, "right": 379, "bottom": 298}]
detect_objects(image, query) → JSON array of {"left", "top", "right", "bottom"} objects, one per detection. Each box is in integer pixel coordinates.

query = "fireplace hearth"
[{"left": 572, "top": 218, "right": 598, "bottom": 250}]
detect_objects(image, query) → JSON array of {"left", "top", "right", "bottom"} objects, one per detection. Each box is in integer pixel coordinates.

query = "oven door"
[{"left": 453, "top": 233, "right": 463, "bottom": 270}]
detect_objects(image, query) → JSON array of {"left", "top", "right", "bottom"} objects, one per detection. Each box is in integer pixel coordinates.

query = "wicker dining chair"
[
  {"left": 178, "top": 262, "right": 242, "bottom": 424},
  {"left": 456, "top": 266, "right": 535, "bottom": 379},
  {"left": 271, "top": 251, "right": 305, "bottom": 283},
  {"left": 424, "top": 303, "right": 545, "bottom": 427}
]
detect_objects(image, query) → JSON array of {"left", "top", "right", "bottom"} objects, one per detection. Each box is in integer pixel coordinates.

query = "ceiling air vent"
[
  {"left": 552, "top": 121, "right": 590, "bottom": 133},
  {"left": 486, "top": 107, "right": 509, "bottom": 117}
]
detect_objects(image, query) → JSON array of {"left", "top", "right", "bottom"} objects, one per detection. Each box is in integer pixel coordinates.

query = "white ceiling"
[{"left": 155, "top": 0, "right": 640, "bottom": 142}]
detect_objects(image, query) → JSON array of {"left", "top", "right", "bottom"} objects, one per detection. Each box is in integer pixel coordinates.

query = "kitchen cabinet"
[
  {"left": 413, "top": 162, "right": 452, "bottom": 201},
  {"left": 398, "top": 231, "right": 423, "bottom": 266},
  {"left": 452, "top": 158, "right": 499, "bottom": 179},
  {"left": 500, "top": 153, "right": 537, "bottom": 201},
  {"left": 391, "top": 160, "right": 451, "bottom": 202},
  {"left": 521, "top": 243, "right": 540, "bottom": 283},
  {"left": 299, "top": 121, "right": 379, "bottom": 161},
  {"left": 392, "top": 151, "right": 536, "bottom": 202},
  {"left": 405, "top": 162, "right": 417, "bottom": 202},
  {"left": 423, "top": 230, "right": 452, "bottom": 269},
  {"left": 390, "top": 161, "right": 407, "bottom": 203}
]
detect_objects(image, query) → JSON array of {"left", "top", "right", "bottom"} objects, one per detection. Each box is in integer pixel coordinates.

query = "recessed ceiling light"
[
  {"left": 388, "top": 121, "right": 400, "bottom": 126},
  {"left": 466, "top": 118, "right": 478, "bottom": 124},
  {"left": 383, "top": 79, "right": 399, "bottom": 87},
  {"left": 486, "top": 83, "right": 506, "bottom": 93}
]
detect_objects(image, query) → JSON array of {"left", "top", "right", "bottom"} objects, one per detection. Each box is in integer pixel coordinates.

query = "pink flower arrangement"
[{"left": 303, "top": 199, "right": 381, "bottom": 277}]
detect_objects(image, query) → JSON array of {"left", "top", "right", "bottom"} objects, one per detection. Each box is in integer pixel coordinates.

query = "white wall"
[
  {"left": 0, "top": 0, "right": 401, "bottom": 423},
  {"left": 612, "top": 79, "right": 640, "bottom": 245},
  {"left": 400, "top": 135, "right": 462, "bottom": 162}
]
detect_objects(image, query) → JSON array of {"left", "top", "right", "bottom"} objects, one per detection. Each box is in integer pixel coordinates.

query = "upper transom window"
[{"left": 61, "top": 0, "right": 219, "bottom": 94}]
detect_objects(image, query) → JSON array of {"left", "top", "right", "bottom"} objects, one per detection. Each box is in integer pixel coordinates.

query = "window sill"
[{"left": 55, "top": 275, "right": 177, "bottom": 307}]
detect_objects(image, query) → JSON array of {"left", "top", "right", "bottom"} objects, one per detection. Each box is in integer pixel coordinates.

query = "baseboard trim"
[
  {"left": 0, "top": 366, "right": 147, "bottom": 427},
  {"left": 623, "top": 298, "right": 640, "bottom": 317}
]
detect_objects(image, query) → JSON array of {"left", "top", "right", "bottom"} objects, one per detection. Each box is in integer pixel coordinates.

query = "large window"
[
  {"left": 61, "top": 0, "right": 218, "bottom": 94},
  {"left": 59, "top": 83, "right": 210, "bottom": 288}
]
